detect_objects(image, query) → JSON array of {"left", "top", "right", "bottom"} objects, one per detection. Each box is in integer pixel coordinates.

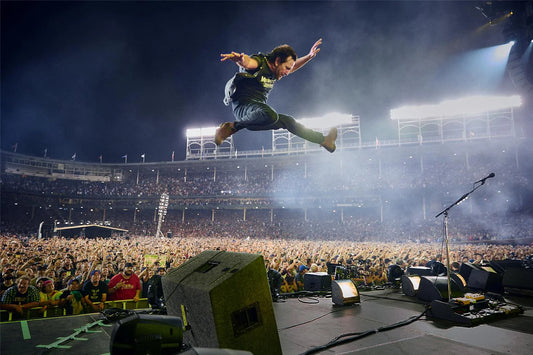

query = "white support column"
[{"left": 422, "top": 195, "right": 426, "bottom": 220}]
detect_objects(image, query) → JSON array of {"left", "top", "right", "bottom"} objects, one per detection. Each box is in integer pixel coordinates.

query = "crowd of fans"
[
  {"left": 1, "top": 139, "right": 532, "bottom": 320},
  {"left": 1, "top": 231, "right": 532, "bottom": 317}
]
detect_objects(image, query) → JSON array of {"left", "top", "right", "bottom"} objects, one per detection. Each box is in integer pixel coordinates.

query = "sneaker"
[
  {"left": 215, "top": 122, "right": 235, "bottom": 145},
  {"left": 321, "top": 127, "right": 338, "bottom": 153}
]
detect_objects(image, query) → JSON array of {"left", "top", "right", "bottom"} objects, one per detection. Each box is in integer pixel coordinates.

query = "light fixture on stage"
[
  {"left": 331, "top": 279, "right": 360, "bottom": 306},
  {"left": 110, "top": 314, "right": 183, "bottom": 355},
  {"left": 493, "top": 41, "right": 515, "bottom": 61},
  {"left": 401, "top": 275, "right": 421, "bottom": 297}
]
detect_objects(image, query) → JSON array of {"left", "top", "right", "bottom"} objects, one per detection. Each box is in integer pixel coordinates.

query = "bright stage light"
[
  {"left": 492, "top": 41, "right": 515, "bottom": 61},
  {"left": 186, "top": 127, "right": 218, "bottom": 138},
  {"left": 297, "top": 112, "right": 353, "bottom": 129},
  {"left": 390, "top": 95, "right": 522, "bottom": 120}
]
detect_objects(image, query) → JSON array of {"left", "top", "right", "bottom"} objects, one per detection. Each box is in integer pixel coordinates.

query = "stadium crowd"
[
  {"left": 2, "top": 218, "right": 532, "bottom": 319},
  {"left": 1, "top": 140, "right": 532, "bottom": 319}
]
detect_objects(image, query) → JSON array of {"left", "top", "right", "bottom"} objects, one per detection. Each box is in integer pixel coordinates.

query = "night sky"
[{"left": 1, "top": 1, "right": 521, "bottom": 163}]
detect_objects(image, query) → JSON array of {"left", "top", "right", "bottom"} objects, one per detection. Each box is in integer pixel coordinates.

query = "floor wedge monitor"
[{"left": 162, "top": 250, "right": 281, "bottom": 355}]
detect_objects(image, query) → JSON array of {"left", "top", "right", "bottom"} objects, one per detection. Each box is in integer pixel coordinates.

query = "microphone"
[{"left": 475, "top": 172, "right": 495, "bottom": 184}]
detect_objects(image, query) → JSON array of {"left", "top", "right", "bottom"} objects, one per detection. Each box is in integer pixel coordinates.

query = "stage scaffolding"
[{"left": 395, "top": 108, "right": 517, "bottom": 145}]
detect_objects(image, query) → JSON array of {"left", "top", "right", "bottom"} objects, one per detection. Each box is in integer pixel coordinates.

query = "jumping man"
[{"left": 217, "top": 38, "right": 338, "bottom": 152}]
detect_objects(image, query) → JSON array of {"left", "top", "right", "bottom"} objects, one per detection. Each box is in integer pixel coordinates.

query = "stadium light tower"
[
  {"left": 155, "top": 192, "right": 169, "bottom": 238},
  {"left": 297, "top": 112, "right": 354, "bottom": 129},
  {"left": 186, "top": 126, "right": 234, "bottom": 160},
  {"left": 390, "top": 95, "right": 522, "bottom": 120}
]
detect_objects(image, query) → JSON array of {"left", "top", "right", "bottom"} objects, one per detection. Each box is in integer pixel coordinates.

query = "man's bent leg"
[
  {"left": 278, "top": 114, "right": 337, "bottom": 152},
  {"left": 216, "top": 101, "right": 280, "bottom": 145},
  {"left": 233, "top": 102, "right": 280, "bottom": 131}
]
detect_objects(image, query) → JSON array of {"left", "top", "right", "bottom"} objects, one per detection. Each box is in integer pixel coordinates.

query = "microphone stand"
[{"left": 435, "top": 178, "right": 490, "bottom": 301}]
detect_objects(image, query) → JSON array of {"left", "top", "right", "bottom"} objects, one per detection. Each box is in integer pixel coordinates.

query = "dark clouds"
[{"left": 1, "top": 1, "right": 518, "bottom": 162}]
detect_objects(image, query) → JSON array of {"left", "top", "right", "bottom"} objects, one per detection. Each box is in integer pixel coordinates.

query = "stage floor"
[{"left": 1, "top": 289, "right": 532, "bottom": 354}]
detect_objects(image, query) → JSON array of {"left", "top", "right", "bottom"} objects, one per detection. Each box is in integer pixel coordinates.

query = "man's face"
[
  {"left": 124, "top": 267, "right": 133, "bottom": 276},
  {"left": 273, "top": 57, "right": 295, "bottom": 80},
  {"left": 91, "top": 272, "right": 101, "bottom": 285},
  {"left": 44, "top": 282, "right": 54, "bottom": 293},
  {"left": 17, "top": 279, "right": 29, "bottom": 294}
]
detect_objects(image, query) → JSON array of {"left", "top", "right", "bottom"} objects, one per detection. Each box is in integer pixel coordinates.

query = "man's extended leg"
[
  {"left": 216, "top": 101, "right": 337, "bottom": 152},
  {"left": 277, "top": 114, "right": 337, "bottom": 153},
  {"left": 215, "top": 101, "right": 280, "bottom": 145}
]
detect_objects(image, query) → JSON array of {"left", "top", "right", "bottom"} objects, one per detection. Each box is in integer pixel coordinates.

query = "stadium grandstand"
[
  {"left": 2, "top": 101, "right": 533, "bottom": 354},
  {"left": 1, "top": 99, "right": 532, "bottom": 243}
]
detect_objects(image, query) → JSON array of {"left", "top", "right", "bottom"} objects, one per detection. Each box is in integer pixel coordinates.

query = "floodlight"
[
  {"left": 297, "top": 112, "right": 352, "bottom": 129},
  {"left": 186, "top": 127, "right": 218, "bottom": 138},
  {"left": 391, "top": 95, "right": 522, "bottom": 120}
]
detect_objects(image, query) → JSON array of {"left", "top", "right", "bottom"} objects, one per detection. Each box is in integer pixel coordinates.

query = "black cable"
[
  {"left": 298, "top": 296, "right": 320, "bottom": 304},
  {"left": 360, "top": 291, "right": 424, "bottom": 305},
  {"left": 99, "top": 307, "right": 137, "bottom": 323},
  {"left": 299, "top": 308, "right": 428, "bottom": 355},
  {"left": 278, "top": 307, "right": 348, "bottom": 331}
]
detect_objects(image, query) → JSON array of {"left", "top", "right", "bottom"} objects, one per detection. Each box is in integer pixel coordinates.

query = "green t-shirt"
[{"left": 230, "top": 54, "right": 277, "bottom": 103}]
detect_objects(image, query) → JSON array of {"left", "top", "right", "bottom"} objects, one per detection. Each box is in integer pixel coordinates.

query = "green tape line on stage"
[{"left": 21, "top": 320, "right": 31, "bottom": 340}]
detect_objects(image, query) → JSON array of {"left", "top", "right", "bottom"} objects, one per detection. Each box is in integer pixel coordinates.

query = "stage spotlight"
[
  {"left": 331, "top": 279, "right": 360, "bottom": 306},
  {"left": 493, "top": 41, "right": 515, "bottom": 61},
  {"left": 110, "top": 314, "right": 183, "bottom": 355},
  {"left": 401, "top": 275, "right": 421, "bottom": 297}
]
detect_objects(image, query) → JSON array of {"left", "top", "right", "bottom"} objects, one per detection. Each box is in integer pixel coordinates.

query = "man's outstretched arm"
[
  {"left": 220, "top": 52, "right": 259, "bottom": 70},
  {"left": 291, "top": 38, "right": 322, "bottom": 73}
]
